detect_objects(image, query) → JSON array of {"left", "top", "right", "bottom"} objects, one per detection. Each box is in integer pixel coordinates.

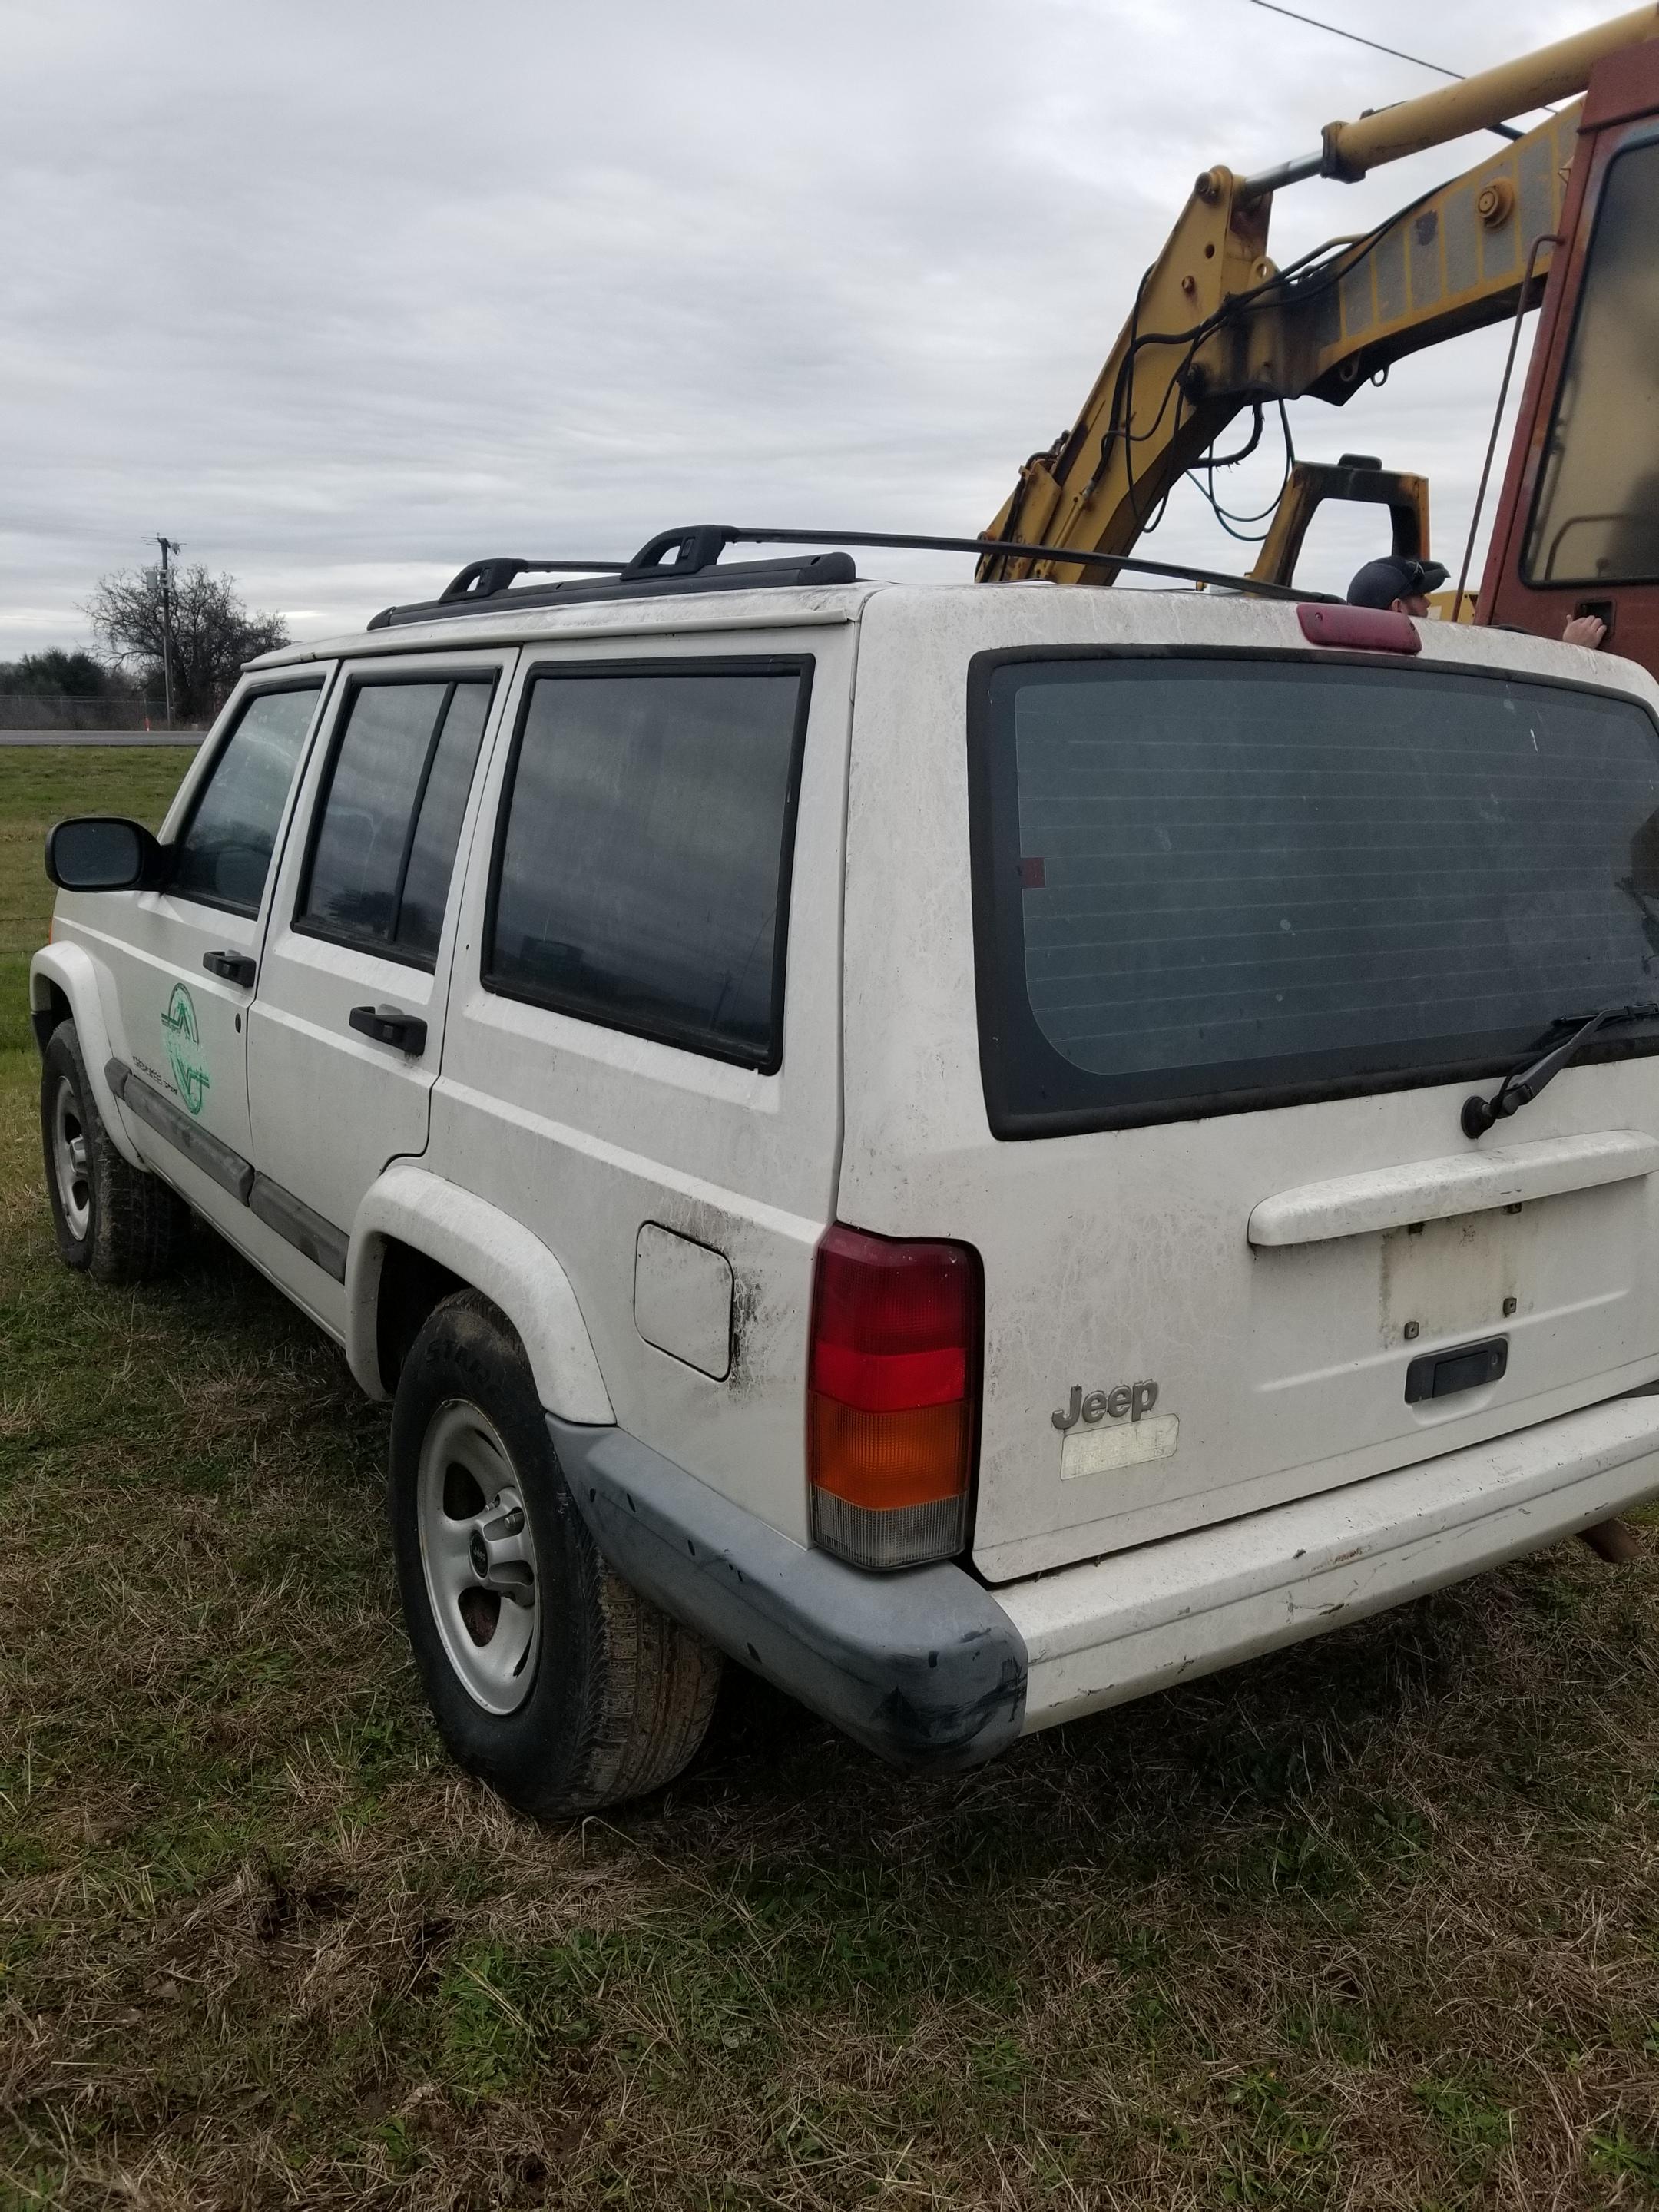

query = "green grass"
[
  {"left": 5, "top": 747, "right": 1659, "bottom": 2207},
  {"left": 0, "top": 745, "right": 185, "bottom": 1053}
]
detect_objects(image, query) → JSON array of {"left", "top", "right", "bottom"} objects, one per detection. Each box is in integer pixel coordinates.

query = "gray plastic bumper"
[{"left": 548, "top": 1416, "right": 1027, "bottom": 1772}]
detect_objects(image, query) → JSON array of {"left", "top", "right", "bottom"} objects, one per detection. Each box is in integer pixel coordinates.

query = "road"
[{"left": 0, "top": 730, "right": 202, "bottom": 747}]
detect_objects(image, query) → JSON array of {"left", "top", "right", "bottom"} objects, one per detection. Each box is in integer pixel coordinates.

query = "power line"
[
  {"left": 1240, "top": 0, "right": 1547, "bottom": 135},
  {"left": 1242, "top": 0, "right": 1462, "bottom": 81}
]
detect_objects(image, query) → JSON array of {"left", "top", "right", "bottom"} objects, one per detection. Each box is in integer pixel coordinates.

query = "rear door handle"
[
  {"left": 202, "top": 949, "right": 256, "bottom": 987},
  {"left": 349, "top": 1003, "right": 428, "bottom": 1056}
]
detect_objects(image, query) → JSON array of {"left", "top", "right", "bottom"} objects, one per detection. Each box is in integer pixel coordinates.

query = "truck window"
[
  {"left": 485, "top": 658, "right": 812, "bottom": 1071},
  {"left": 170, "top": 681, "right": 323, "bottom": 916},
  {"left": 298, "top": 676, "right": 493, "bottom": 964},
  {"left": 969, "top": 654, "right": 1659, "bottom": 1134},
  {"left": 1524, "top": 135, "right": 1659, "bottom": 586}
]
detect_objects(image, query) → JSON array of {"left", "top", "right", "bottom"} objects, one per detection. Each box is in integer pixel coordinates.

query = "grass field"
[{"left": 4, "top": 748, "right": 1659, "bottom": 2209}]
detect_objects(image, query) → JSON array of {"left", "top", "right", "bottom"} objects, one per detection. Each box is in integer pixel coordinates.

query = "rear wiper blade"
[{"left": 1461, "top": 1001, "right": 1659, "bottom": 1141}]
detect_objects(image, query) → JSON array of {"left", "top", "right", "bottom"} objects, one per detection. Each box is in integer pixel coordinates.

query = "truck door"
[
  {"left": 243, "top": 650, "right": 514, "bottom": 1290},
  {"left": 94, "top": 674, "right": 332, "bottom": 1221},
  {"left": 1482, "top": 43, "right": 1659, "bottom": 671}
]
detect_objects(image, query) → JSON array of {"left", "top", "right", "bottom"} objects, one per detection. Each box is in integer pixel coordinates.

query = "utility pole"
[{"left": 156, "top": 535, "right": 180, "bottom": 730}]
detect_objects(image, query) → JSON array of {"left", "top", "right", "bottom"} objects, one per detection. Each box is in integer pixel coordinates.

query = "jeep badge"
[{"left": 1051, "top": 1380, "right": 1159, "bottom": 1432}]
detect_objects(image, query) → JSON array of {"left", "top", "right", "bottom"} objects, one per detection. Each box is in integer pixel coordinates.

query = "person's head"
[{"left": 1346, "top": 555, "right": 1449, "bottom": 619}]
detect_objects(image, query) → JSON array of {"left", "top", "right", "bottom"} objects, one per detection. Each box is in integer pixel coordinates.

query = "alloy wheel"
[
  {"left": 51, "top": 1074, "right": 91, "bottom": 1242},
  {"left": 416, "top": 1399, "right": 541, "bottom": 1714}
]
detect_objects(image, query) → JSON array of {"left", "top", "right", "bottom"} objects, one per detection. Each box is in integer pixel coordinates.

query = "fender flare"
[
  {"left": 30, "top": 942, "right": 145, "bottom": 1169},
  {"left": 347, "top": 1163, "right": 614, "bottom": 1422}
]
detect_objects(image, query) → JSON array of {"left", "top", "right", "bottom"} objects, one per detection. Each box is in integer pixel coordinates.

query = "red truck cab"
[{"left": 1482, "top": 40, "right": 1659, "bottom": 674}]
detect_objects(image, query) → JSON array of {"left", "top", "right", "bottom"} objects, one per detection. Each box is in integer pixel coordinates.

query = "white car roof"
[{"left": 245, "top": 577, "right": 1658, "bottom": 708}]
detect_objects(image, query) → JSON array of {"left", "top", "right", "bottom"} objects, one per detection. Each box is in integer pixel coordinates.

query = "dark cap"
[{"left": 1346, "top": 555, "right": 1449, "bottom": 608}]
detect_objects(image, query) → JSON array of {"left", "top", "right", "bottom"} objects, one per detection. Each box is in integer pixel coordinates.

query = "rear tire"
[
  {"left": 389, "top": 1290, "right": 722, "bottom": 1818},
  {"left": 40, "top": 1021, "right": 190, "bottom": 1282}
]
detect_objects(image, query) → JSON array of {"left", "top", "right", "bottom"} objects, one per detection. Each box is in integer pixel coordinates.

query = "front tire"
[
  {"left": 40, "top": 1021, "right": 190, "bottom": 1282},
  {"left": 389, "top": 1290, "right": 722, "bottom": 1818}
]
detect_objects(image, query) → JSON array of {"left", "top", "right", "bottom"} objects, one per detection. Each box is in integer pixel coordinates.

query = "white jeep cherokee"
[{"left": 32, "top": 527, "right": 1659, "bottom": 1817}]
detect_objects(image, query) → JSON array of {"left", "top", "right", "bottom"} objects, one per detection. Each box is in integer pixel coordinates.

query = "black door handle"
[
  {"left": 349, "top": 1003, "right": 428, "bottom": 1056},
  {"left": 202, "top": 949, "right": 256, "bottom": 987}
]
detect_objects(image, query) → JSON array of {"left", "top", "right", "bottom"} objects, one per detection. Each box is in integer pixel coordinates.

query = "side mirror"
[{"left": 45, "top": 816, "right": 165, "bottom": 892}]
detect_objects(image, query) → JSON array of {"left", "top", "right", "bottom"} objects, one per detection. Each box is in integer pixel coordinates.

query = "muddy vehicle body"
[{"left": 35, "top": 547, "right": 1659, "bottom": 1813}]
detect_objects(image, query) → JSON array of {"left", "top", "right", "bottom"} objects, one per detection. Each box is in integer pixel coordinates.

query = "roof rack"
[{"left": 366, "top": 523, "right": 1338, "bottom": 628}]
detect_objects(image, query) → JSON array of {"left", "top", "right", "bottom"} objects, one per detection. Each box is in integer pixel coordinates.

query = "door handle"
[
  {"left": 349, "top": 1003, "right": 428, "bottom": 1056},
  {"left": 202, "top": 949, "right": 256, "bottom": 987},
  {"left": 1575, "top": 596, "right": 1615, "bottom": 641}
]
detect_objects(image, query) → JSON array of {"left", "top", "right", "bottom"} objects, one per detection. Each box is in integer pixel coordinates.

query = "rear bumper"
[
  {"left": 1002, "top": 1391, "right": 1659, "bottom": 1734},
  {"left": 551, "top": 1392, "right": 1659, "bottom": 1771},
  {"left": 548, "top": 1416, "right": 1028, "bottom": 1771}
]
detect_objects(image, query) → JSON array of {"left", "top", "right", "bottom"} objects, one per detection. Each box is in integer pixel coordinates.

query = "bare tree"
[{"left": 85, "top": 561, "right": 289, "bottom": 723}]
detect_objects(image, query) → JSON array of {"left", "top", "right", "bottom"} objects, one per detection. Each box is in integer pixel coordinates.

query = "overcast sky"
[{"left": 0, "top": 0, "right": 1615, "bottom": 660}]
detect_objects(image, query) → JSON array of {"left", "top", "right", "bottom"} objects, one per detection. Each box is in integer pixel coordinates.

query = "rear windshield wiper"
[{"left": 1461, "top": 1001, "right": 1659, "bottom": 1141}]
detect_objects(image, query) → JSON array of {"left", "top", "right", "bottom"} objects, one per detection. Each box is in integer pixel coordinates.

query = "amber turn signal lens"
[{"left": 807, "top": 1398, "right": 974, "bottom": 1509}]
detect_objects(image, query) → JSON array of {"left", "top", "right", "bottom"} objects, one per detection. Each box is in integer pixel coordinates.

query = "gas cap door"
[{"left": 633, "top": 1224, "right": 733, "bottom": 1380}]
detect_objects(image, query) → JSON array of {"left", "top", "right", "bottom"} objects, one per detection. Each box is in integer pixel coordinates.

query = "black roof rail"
[
  {"left": 366, "top": 524, "right": 1337, "bottom": 628},
  {"left": 626, "top": 525, "right": 1337, "bottom": 601},
  {"left": 367, "top": 544, "right": 858, "bottom": 629}
]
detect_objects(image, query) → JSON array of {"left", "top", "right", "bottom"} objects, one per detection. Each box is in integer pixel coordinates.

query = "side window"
[
  {"left": 299, "top": 676, "right": 494, "bottom": 963},
  {"left": 170, "top": 684, "right": 323, "bottom": 915},
  {"left": 485, "top": 658, "right": 812, "bottom": 1071},
  {"left": 1525, "top": 137, "right": 1659, "bottom": 584}
]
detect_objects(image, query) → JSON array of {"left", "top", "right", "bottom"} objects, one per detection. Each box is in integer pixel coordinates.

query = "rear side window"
[
  {"left": 170, "top": 683, "right": 323, "bottom": 916},
  {"left": 485, "top": 657, "right": 812, "bottom": 1071},
  {"left": 299, "top": 676, "right": 494, "bottom": 963},
  {"left": 969, "top": 654, "right": 1659, "bottom": 1134}
]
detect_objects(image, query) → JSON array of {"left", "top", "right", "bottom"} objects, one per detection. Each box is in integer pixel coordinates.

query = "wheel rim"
[
  {"left": 51, "top": 1074, "right": 92, "bottom": 1242},
  {"left": 416, "top": 1399, "right": 541, "bottom": 1715}
]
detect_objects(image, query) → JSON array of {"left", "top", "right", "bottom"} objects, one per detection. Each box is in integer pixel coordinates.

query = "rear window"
[{"left": 969, "top": 654, "right": 1659, "bottom": 1134}]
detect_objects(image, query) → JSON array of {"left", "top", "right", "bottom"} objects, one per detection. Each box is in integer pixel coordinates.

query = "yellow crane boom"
[{"left": 979, "top": 6, "right": 1659, "bottom": 584}]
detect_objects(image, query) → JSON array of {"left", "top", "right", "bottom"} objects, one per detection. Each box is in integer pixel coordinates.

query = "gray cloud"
[{"left": 0, "top": 0, "right": 1604, "bottom": 654}]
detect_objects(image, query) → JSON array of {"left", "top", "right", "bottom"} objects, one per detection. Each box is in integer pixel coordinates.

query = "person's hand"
[{"left": 1563, "top": 613, "right": 1608, "bottom": 649}]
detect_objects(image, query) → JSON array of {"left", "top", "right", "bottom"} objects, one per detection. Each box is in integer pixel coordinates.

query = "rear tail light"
[{"left": 807, "top": 1223, "right": 982, "bottom": 1571}]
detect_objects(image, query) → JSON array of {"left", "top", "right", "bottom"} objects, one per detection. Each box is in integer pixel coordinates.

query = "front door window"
[{"left": 169, "top": 683, "right": 323, "bottom": 913}]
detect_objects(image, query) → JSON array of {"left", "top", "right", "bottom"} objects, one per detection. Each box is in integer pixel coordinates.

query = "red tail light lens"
[{"left": 807, "top": 1224, "right": 981, "bottom": 1571}]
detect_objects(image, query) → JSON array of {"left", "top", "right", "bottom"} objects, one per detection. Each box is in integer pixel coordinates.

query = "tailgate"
[{"left": 849, "top": 637, "right": 1659, "bottom": 1584}]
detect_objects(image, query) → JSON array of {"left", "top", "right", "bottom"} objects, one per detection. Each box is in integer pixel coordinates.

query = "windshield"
[
  {"left": 969, "top": 654, "right": 1659, "bottom": 1134},
  {"left": 1525, "top": 134, "right": 1659, "bottom": 586}
]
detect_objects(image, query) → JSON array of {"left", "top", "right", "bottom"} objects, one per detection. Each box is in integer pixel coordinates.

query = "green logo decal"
[{"left": 162, "top": 982, "right": 211, "bottom": 1117}]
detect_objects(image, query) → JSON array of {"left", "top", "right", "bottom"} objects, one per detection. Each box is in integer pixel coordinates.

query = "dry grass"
[{"left": 4, "top": 749, "right": 1659, "bottom": 2208}]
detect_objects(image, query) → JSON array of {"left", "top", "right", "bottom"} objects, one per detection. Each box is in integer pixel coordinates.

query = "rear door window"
[
  {"left": 170, "top": 682, "right": 323, "bottom": 915},
  {"left": 299, "top": 675, "right": 495, "bottom": 964},
  {"left": 485, "top": 658, "right": 813, "bottom": 1071},
  {"left": 969, "top": 654, "right": 1659, "bottom": 1133}
]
